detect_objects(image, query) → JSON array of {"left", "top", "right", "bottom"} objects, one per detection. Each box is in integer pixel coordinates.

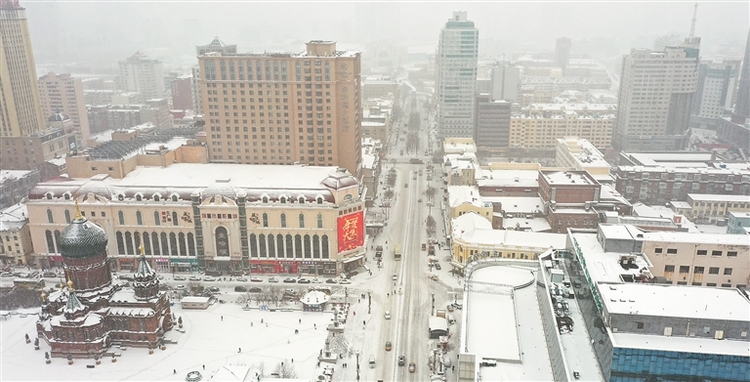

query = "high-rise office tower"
[
  {"left": 474, "top": 93, "right": 510, "bottom": 151},
  {"left": 733, "top": 29, "right": 750, "bottom": 123},
  {"left": 38, "top": 72, "right": 91, "bottom": 143},
  {"left": 198, "top": 40, "right": 362, "bottom": 177},
  {"left": 692, "top": 61, "right": 739, "bottom": 119},
  {"left": 555, "top": 37, "right": 572, "bottom": 74},
  {"left": 437, "top": 11, "right": 479, "bottom": 138},
  {"left": 118, "top": 52, "right": 165, "bottom": 100},
  {"left": 613, "top": 43, "right": 700, "bottom": 151},
  {"left": 0, "top": 0, "right": 46, "bottom": 138},
  {"left": 192, "top": 37, "right": 236, "bottom": 114}
]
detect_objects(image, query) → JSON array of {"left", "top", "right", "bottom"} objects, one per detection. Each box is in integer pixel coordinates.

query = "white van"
[
  {"left": 369, "top": 356, "right": 376, "bottom": 368},
  {"left": 447, "top": 314, "right": 455, "bottom": 324}
]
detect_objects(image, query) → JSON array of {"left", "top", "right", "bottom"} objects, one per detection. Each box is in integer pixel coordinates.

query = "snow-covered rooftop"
[
  {"left": 1, "top": 169, "right": 36, "bottom": 182},
  {"left": 570, "top": 233, "right": 652, "bottom": 283},
  {"left": 448, "top": 186, "right": 487, "bottom": 208},
  {"left": 611, "top": 332, "right": 750, "bottom": 357},
  {"left": 453, "top": 212, "right": 567, "bottom": 249},
  {"left": 0, "top": 203, "right": 28, "bottom": 231},
  {"left": 482, "top": 196, "right": 543, "bottom": 213},
  {"left": 475, "top": 169, "right": 539, "bottom": 188}
]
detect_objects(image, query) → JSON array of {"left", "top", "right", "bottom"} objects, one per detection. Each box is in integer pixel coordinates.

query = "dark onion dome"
[{"left": 58, "top": 206, "right": 108, "bottom": 259}]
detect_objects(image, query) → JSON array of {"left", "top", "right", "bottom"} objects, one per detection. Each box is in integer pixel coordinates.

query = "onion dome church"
[{"left": 36, "top": 204, "right": 173, "bottom": 358}]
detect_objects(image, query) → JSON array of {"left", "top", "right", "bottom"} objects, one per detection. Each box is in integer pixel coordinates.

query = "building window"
[
  {"left": 172, "top": 211, "right": 178, "bottom": 226},
  {"left": 152, "top": 232, "right": 161, "bottom": 256},
  {"left": 304, "top": 235, "right": 311, "bottom": 258},
  {"left": 161, "top": 232, "right": 169, "bottom": 255},
  {"left": 666, "top": 248, "right": 677, "bottom": 254},
  {"left": 697, "top": 250, "right": 707, "bottom": 256},
  {"left": 47, "top": 209, "right": 54, "bottom": 224},
  {"left": 317, "top": 213, "right": 323, "bottom": 228},
  {"left": 262, "top": 213, "right": 269, "bottom": 227},
  {"left": 169, "top": 233, "right": 178, "bottom": 256},
  {"left": 286, "top": 234, "right": 294, "bottom": 258},
  {"left": 125, "top": 232, "right": 134, "bottom": 255},
  {"left": 280, "top": 213, "right": 287, "bottom": 228},
  {"left": 154, "top": 211, "right": 160, "bottom": 225},
  {"left": 316, "top": 196, "right": 323, "bottom": 204},
  {"left": 636, "top": 322, "right": 644, "bottom": 329},
  {"left": 679, "top": 266, "right": 690, "bottom": 273},
  {"left": 267, "top": 234, "right": 276, "bottom": 257},
  {"left": 711, "top": 250, "right": 722, "bottom": 257},
  {"left": 724, "top": 268, "right": 733, "bottom": 276},
  {"left": 664, "top": 265, "right": 675, "bottom": 272},
  {"left": 299, "top": 213, "right": 305, "bottom": 228},
  {"left": 259, "top": 234, "right": 267, "bottom": 257},
  {"left": 178, "top": 233, "right": 187, "bottom": 256},
  {"left": 708, "top": 267, "right": 720, "bottom": 275},
  {"left": 654, "top": 247, "right": 663, "bottom": 254},
  {"left": 294, "top": 235, "right": 302, "bottom": 258},
  {"left": 262, "top": 196, "right": 269, "bottom": 204},
  {"left": 322, "top": 235, "right": 329, "bottom": 258},
  {"left": 143, "top": 232, "right": 152, "bottom": 256},
  {"left": 216, "top": 227, "right": 229, "bottom": 257},
  {"left": 298, "top": 196, "right": 305, "bottom": 204},
  {"left": 727, "top": 251, "right": 738, "bottom": 257},
  {"left": 135, "top": 194, "right": 142, "bottom": 202},
  {"left": 45, "top": 230, "right": 55, "bottom": 253},
  {"left": 249, "top": 233, "right": 257, "bottom": 257},
  {"left": 153, "top": 194, "right": 161, "bottom": 202},
  {"left": 116, "top": 232, "right": 125, "bottom": 255},
  {"left": 313, "top": 235, "right": 320, "bottom": 258},
  {"left": 136, "top": 211, "right": 143, "bottom": 225},
  {"left": 188, "top": 233, "right": 196, "bottom": 256},
  {"left": 64, "top": 210, "right": 71, "bottom": 224},
  {"left": 694, "top": 266, "right": 704, "bottom": 274},
  {"left": 118, "top": 211, "right": 125, "bottom": 225}
]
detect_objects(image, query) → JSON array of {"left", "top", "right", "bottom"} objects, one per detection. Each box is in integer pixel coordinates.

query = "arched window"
[
  {"left": 154, "top": 211, "right": 160, "bottom": 225},
  {"left": 285, "top": 235, "right": 294, "bottom": 258},
  {"left": 249, "top": 233, "right": 257, "bottom": 257},
  {"left": 136, "top": 211, "right": 143, "bottom": 225},
  {"left": 262, "top": 213, "right": 268, "bottom": 228},
  {"left": 322, "top": 235, "right": 329, "bottom": 259},
  {"left": 143, "top": 232, "right": 152, "bottom": 256},
  {"left": 54, "top": 230, "right": 61, "bottom": 251},
  {"left": 262, "top": 196, "right": 269, "bottom": 204},
  {"left": 169, "top": 233, "right": 178, "bottom": 256},
  {"left": 153, "top": 194, "right": 161, "bottom": 202},
  {"left": 135, "top": 193, "right": 143, "bottom": 201},
  {"left": 294, "top": 235, "right": 303, "bottom": 258},
  {"left": 171, "top": 194, "right": 179, "bottom": 202},
  {"left": 304, "top": 235, "right": 311, "bottom": 258},
  {"left": 280, "top": 213, "right": 287, "bottom": 228},
  {"left": 298, "top": 196, "right": 305, "bottom": 204},
  {"left": 45, "top": 193, "right": 53, "bottom": 200},
  {"left": 116, "top": 232, "right": 125, "bottom": 255},
  {"left": 125, "top": 232, "right": 134, "bottom": 255},
  {"left": 134, "top": 232, "right": 141, "bottom": 252},
  {"left": 317, "top": 213, "right": 323, "bottom": 228},
  {"left": 178, "top": 233, "right": 187, "bottom": 256},
  {"left": 118, "top": 211, "right": 125, "bottom": 225},
  {"left": 280, "top": 196, "right": 287, "bottom": 204},
  {"left": 187, "top": 233, "right": 196, "bottom": 256},
  {"left": 316, "top": 196, "right": 323, "bottom": 204},
  {"left": 117, "top": 194, "right": 124, "bottom": 201},
  {"left": 160, "top": 232, "right": 169, "bottom": 256},
  {"left": 47, "top": 209, "right": 54, "bottom": 224},
  {"left": 313, "top": 235, "right": 320, "bottom": 258},
  {"left": 63, "top": 193, "right": 71, "bottom": 200},
  {"left": 172, "top": 211, "right": 178, "bottom": 226},
  {"left": 259, "top": 234, "right": 267, "bottom": 257},
  {"left": 276, "top": 235, "right": 284, "bottom": 258},
  {"left": 299, "top": 213, "right": 305, "bottom": 228},
  {"left": 64, "top": 210, "right": 71, "bottom": 224},
  {"left": 152, "top": 232, "right": 161, "bottom": 256},
  {"left": 267, "top": 234, "right": 275, "bottom": 257},
  {"left": 46, "top": 230, "right": 55, "bottom": 253}
]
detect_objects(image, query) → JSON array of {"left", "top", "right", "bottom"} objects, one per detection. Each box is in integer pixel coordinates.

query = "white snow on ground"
[{"left": 1, "top": 302, "right": 336, "bottom": 381}]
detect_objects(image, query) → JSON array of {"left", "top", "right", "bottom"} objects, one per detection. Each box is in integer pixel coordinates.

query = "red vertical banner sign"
[{"left": 337, "top": 211, "right": 364, "bottom": 253}]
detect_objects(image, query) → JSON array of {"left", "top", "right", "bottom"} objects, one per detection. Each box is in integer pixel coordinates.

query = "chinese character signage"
[{"left": 337, "top": 211, "right": 364, "bottom": 253}]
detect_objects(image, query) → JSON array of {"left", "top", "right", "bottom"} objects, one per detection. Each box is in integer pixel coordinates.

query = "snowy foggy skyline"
[{"left": 22, "top": 1, "right": 750, "bottom": 71}]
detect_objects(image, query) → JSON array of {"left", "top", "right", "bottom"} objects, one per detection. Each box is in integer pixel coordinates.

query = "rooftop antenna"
[{"left": 689, "top": 3, "right": 698, "bottom": 40}]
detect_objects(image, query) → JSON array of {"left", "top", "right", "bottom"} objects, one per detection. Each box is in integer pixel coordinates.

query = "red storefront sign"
[{"left": 337, "top": 211, "right": 364, "bottom": 253}]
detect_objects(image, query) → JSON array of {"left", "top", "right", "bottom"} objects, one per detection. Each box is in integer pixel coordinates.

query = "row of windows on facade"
[
  {"left": 48, "top": 209, "right": 329, "bottom": 228},
  {"left": 44, "top": 192, "right": 180, "bottom": 202},
  {"left": 664, "top": 264, "right": 734, "bottom": 275},
  {"left": 655, "top": 247, "right": 739, "bottom": 257}
]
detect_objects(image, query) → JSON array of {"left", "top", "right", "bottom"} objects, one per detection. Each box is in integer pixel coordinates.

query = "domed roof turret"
[
  {"left": 321, "top": 168, "right": 358, "bottom": 190},
  {"left": 58, "top": 204, "right": 108, "bottom": 259},
  {"left": 202, "top": 180, "right": 236, "bottom": 200},
  {"left": 48, "top": 112, "right": 70, "bottom": 122}
]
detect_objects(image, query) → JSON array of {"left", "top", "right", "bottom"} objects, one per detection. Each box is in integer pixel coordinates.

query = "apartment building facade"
[
  {"left": 37, "top": 72, "right": 91, "bottom": 142},
  {"left": 509, "top": 104, "right": 615, "bottom": 149}
]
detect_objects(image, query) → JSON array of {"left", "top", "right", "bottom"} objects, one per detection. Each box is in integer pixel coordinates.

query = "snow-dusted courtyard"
[{"left": 1, "top": 301, "right": 336, "bottom": 381}]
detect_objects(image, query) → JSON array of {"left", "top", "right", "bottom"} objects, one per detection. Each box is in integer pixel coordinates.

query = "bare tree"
[{"left": 274, "top": 361, "right": 297, "bottom": 378}]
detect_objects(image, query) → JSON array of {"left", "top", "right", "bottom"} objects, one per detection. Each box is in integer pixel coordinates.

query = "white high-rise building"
[
  {"left": 117, "top": 52, "right": 165, "bottom": 100},
  {"left": 613, "top": 42, "right": 700, "bottom": 151},
  {"left": 491, "top": 63, "right": 519, "bottom": 103},
  {"left": 692, "top": 61, "right": 739, "bottom": 119},
  {"left": 437, "top": 11, "right": 479, "bottom": 138}
]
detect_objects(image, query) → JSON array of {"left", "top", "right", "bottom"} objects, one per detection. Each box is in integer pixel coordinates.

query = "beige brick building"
[
  {"left": 26, "top": 163, "right": 365, "bottom": 276},
  {"left": 198, "top": 41, "right": 362, "bottom": 178},
  {"left": 38, "top": 72, "right": 90, "bottom": 143},
  {"left": 509, "top": 104, "right": 615, "bottom": 149},
  {"left": 0, "top": 203, "right": 33, "bottom": 266}
]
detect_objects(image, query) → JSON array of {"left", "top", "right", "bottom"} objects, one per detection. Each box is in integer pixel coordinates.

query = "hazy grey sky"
[{"left": 24, "top": 1, "right": 749, "bottom": 70}]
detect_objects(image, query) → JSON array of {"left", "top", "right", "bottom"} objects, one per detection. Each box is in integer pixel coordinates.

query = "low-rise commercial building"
[
  {"left": 0, "top": 127, "right": 77, "bottom": 171},
  {"left": 727, "top": 211, "right": 750, "bottom": 235},
  {"left": 684, "top": 193, "right": 750, "bottom": 224},
  {"left": 0, "top": 203, "right": 33, "bottom": 266},
  {"left": 26, "top": 164, "right": 365, "bottom": 276},
  {"left": 555, "top": 138, "right": 611, "bottom": 182},
  {"left": 1, "top": 170, "right": 40, "bottom": 210}
]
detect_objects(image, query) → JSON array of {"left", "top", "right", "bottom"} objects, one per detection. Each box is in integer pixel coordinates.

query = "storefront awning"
[{"left": 342, "top": 255, "right": 364, "bottom": 264}]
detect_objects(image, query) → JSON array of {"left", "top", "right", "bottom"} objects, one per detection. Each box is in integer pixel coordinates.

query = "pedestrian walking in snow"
[
  {"left": 203, "top": 365, "right": 205, "bottom": 370},
  {"left": 221, "top": 316, "right": 224, "bottom": 321},
  {"left": 238, "top": 348, "right": 241, "bottom": 353},
  {"left": 173, "top": 369, "right": 176, "bottom": 374}
]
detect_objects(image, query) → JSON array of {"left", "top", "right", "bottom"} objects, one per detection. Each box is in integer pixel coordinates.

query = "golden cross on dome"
[
  {"left": 74, "top": 199, "right": 82, "bottom": 220},
  {"left": 139, "top": 243, "right": 145, "bottom": 256}
]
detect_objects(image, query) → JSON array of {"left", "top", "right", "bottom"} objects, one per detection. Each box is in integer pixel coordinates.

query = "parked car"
[
  {"left": 235, "top": 277, "right": 247, "bottom": 282},
  {"left": 188, "top": 275, "right": 201, "bottom": 281},
  {"left": 203, "top": 276, "right": 216, "bottom": 282},
  {"left": 384, "top": 311, "right": 391, "bottom": 320},
  {"left": 283, "top": 278, "right": 296, "bottom": 283},
  {"left": 42, "top": 271, "right": 57, "bottom": 278},
  {"left": 408, "top": 362, "right": 416, "bottom": 373},
  {"left": 297, "top": 278, "right": 311, "bottom": 284},
  {"left": 250, "top": 277, "right": 263, "bottom": 282},
  {"left": 173, "top": 275, "right": 186, "bottom": 281},
  {"left": 339, "top": 279, "right": 351, "bottom": 284},
  {"left": 248, "top": 287, "right": 263, "bottom": 293},
  {"left": 175, "top": 284, "right": 186, "bottom": 290},
  {"left": 326, "top": 278, "right": 337, "bottom": 284},
  {"left": 434, "top": 263, "right": 441, "bottom": 270},
  {"left": 268, "top": 277, "right": 278, "bottom": 283},
  {"left": 234, "top": 286, "right": 247, "bottom": 292},
  {"left": 392, "top": 274, "right": 398, "bottom": 280},
  {"left": 398, "top": 356, "right": 406, "bottom": 366},
  {"left": 385, "top": 341, "right": 392, "bottom": 351},
  {"left": 208, "top": 286, "right": 220, "bottom": 293}
]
